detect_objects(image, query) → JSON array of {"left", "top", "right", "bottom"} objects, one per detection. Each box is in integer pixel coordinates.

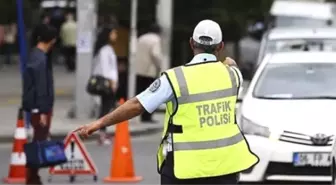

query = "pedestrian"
[
  {"left": 3, "top": 22, "right": 17, "bottom": 65},
  {"left": 74, "top": 19, "right": 259, "bottom": 184},
  {"left": 22, "top": 24, "right": 57, "bottom": 185},
  {"left": 31, "top": 13, "right": 50, "bottom": 48},
  {"left": 135, "top": 23, "right": 163, "bottom": 123},
  {"left": 60, "top": 12, "right": 76, "bottom": 72},
  {"left": 91, "top": 24, "right": 119, "bottom": 145},
  {"left": 31, "top": 13, "right": 53, "bottom": 65}
]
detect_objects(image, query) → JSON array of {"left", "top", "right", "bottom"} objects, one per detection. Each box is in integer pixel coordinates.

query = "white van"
[{"left": 269, "top": 0, "right": 336, "bottom": 28}]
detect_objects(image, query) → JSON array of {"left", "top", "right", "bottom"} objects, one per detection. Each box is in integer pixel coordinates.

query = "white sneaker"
[
  {"left": 98, "top": 132, "right": 111, "bottom": 145},
  {"left": 103, "top": 139, "right": 111, "bottom": 145}
]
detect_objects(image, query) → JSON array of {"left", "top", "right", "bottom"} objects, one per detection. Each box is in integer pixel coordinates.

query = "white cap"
[{"left": 192, "top": 20, "right": 222, "bottom": 45}]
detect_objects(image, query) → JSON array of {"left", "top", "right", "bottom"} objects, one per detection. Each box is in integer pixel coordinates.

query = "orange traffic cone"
[
  {"left": 3, "top": 108, "right": 27, "bottom": 184},
  {"left": 104, "top": 98, "right": 143, "bottom": 183}
]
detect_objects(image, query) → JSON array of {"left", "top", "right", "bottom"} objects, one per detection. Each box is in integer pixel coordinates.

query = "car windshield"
[
  {"left": 274, "top": 16, "right": 330, "bottom": 27},
  {"left": 253, "top": 63, "right": 336, "bottom": 99}
]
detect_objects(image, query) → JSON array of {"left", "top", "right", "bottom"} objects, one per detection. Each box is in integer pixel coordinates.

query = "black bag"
[
  {"left": 24, "top": 140, "right": 67, "bottom": 168},
  {"left": 86, "top": 75, "right": 113, "bottom": 96}
]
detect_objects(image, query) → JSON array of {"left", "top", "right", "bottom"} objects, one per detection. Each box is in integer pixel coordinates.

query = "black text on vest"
[{"left": 196, "top": 101, "right": 232, "bottom": 128}]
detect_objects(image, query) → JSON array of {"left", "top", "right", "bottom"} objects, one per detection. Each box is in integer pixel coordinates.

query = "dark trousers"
[
  {"left": 160, "top": 173, "right": 239, "bottom": 185},
  {"left": 99, "top": 95, "right": 115, "bottom": 132},
  {"left": 62, "top": 46, "right": 76, "bottom": 72},
  {"left": 3, "top": 43, "right": 14, "bottom": 64},
  {"left": 26, "top": 112, "right": 52, "bottom": 185},
  {"left": 136, "top": 75, "right": 155, "bottom": 121}
]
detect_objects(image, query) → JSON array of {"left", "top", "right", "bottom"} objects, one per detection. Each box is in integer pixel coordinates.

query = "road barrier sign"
[{"left": 48, "top": 132, "right": 98, "bottom": 182}]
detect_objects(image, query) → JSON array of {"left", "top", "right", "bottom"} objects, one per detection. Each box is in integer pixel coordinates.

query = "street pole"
[
  {"left": 156, "top": 0, "right": 173, "bottom": 110},
  {"left": 16, "top": 0, "right": 31, "bottom": 129},
  {"left": 127, "top": 0, "right": 138, "bottom": 100},
  {"left": 127, "top": 0, "right": 138, "bottom": 124},
  {"left": 75, "top": 0, "right": 97, "bottom": 119},
  {"left": 156, "top": 0, "right": 173, "bottom": 71}
]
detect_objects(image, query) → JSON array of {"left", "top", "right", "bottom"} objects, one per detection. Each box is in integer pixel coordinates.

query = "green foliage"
[
  {"left": 0, "top": 0, "right": 273, "bottom": 35},
  {"left": 0, "top": 0, "right": 40, "bottom": 25},
  {"left": 96, "top": 0, "right": 273, "bottom": 37},
  {"left": 172, "top": 0, "right": 272, "bottom": 41}
]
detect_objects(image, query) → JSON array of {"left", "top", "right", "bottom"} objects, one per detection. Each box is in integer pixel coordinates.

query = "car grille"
[
  {"left": 279, "top": 130, "right": 333, "bottom": 146},
  {"left": 266, "top": 162, "right": 330, "bottom": 176}
]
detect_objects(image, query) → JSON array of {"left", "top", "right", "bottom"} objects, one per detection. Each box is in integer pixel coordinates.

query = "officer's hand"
[
  {"left": 223, "top": 57, "right": 237, "bottom": 67},
  {"left": 73, "top": 121, "right": 101, "bottom": 139}
]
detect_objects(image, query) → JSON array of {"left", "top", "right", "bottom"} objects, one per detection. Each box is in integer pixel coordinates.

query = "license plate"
[{"left": 293, "top": 152, "right": 331, "bottom": 167}]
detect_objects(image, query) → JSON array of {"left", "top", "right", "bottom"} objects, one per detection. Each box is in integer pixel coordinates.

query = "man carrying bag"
[{"left": 22, "top": 24, "right": 67, "bottom": 185}]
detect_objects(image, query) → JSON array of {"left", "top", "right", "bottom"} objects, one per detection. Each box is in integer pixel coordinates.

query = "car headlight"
[{"left": 240, "top": 116, "right": 271, "bottom": 138}]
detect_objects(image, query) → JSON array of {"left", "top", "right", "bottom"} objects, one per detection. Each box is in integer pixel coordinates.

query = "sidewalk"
[
  {"left": 0, "top": 64, "right": 74, "bottom": 105},
  {"left": 0, "top": 64, "right": 163, "bottom": 143},
  {"left": 0, "top": 99, "right": 164, "bottom": 143}
]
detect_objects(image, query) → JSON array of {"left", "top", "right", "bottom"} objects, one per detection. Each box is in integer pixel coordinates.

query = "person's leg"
[
  {"left": 68, "top": 46, "right": 76, "bottom": 71},
  {"left": 160, "top": 171, "right": 239, "bottom": 185},
  {"left": 63, "top": 47, "right": 70, "bottom": 71},
  {"left": 98, "top": 95, "right": 115, "bottom": 144},
  {"left": 4, "top": 44, "right": 11, "bottom": 65},
  {"left": 160, "top": 175, "right": 177, "bottom": 185},
  {"left": 136, "top": 75, "right": 147, "bottom": 121},
  {"left": 26, "top": 113, "right": 51, "bottom": 185},
  {"left": 141, "top": 76, "right": 156, "bottom": 122},
  {"left": 136, "top": 75, "right": 151, "bottom": 121},
  {"left": 194, "top": 174, "right": 239, "bottom": 185}
]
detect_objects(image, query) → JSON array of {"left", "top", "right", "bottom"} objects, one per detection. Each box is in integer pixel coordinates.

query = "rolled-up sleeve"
[{"left": 136, "top": 75, "right": 173, "bottom": 113}]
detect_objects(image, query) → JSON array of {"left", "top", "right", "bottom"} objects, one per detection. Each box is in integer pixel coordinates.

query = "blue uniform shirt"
[{"left": 136, "top": 53, "right": 243, "bottom": 114}]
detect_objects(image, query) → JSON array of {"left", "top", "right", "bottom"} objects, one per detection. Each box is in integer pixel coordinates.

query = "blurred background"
[
  {"left": 0, "top": 0, "right": 277, "bottom": 120},
  {"left": 1, "top": 0, "right": 336, "bottom": 131},
  {"left": 2, "top": 0, "right": 336, "bottom": 184},
  {"left": 1, "top": 0, "right": 336, "bottom": 138}
]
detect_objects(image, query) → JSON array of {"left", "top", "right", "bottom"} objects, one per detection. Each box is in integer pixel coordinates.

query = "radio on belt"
[{"left": 48, "top": 132, "right": 98, "bottom": 183}]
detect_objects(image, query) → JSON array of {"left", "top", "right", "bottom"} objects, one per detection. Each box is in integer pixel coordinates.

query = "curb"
[{"left": 0, "top": 126, "right": 162, "bottom": 144}]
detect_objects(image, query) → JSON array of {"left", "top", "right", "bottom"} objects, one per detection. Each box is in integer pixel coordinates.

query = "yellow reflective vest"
[{"left": 157, "top": 61, "right": 259, "bottom": 179}]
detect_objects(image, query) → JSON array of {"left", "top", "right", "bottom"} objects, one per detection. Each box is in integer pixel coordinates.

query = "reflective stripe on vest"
[
  {"left": 174, "top": 132, "right": 243, "bottom": 151},
  {"left": 171, "top": 66, "right": 243, "bottom": 151},
  {"left": 173, "top": 66, "right": 238, "bottom": 105},
  {"left": 157, "top": 62, "right": 258, "bottom": 179}
]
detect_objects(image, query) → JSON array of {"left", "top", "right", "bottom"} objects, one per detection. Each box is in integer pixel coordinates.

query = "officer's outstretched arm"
[
  {"left": 223, "top": 57, "right": 238, "bottom": 68},
  {"left": 97, "top": 97, "right": 145, "bottom": 128}
]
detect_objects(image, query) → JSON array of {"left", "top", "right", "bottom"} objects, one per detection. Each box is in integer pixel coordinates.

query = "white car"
[
  {"left": 329, "top": 133, "right": 336, "bottom": 184},
  {"left": 239, "top": 51, "right": 336, "bottom": 182},
  {"left": 257, "top": 27, "right": 336, "bottom": 66}
]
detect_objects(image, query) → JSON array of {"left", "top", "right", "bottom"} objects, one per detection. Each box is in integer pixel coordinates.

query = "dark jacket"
[
  {"left": 30, "top": 23, "right": 53, "bottom": 66},
  {"left": 22, "top": 48, "right": 54, "bottom": 113}
]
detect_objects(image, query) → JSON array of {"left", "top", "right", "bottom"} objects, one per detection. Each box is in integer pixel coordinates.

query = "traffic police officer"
[{"left": 75, "top": 19, "right": 259, "bottom": 184}]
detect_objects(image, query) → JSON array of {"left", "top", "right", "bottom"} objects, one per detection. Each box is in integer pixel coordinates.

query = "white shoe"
[
  {"left": 98, "top": 132, "right": 111, "bottom": 145},
  {"left": 103, "top": 139, "right": 111, "bottom": 145}
]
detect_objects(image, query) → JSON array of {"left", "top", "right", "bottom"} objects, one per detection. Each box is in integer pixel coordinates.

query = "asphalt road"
[
  {"left": 0, "top": 131, "right": 332, "bottom": 185},
  {"left": 0, "top": 132, "right": 162, "bottom": 185}
]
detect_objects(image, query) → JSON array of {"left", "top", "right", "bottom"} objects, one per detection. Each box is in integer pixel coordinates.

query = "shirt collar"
[{"left": 187, "top": 53, "right": 217, "bottom": 65}]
